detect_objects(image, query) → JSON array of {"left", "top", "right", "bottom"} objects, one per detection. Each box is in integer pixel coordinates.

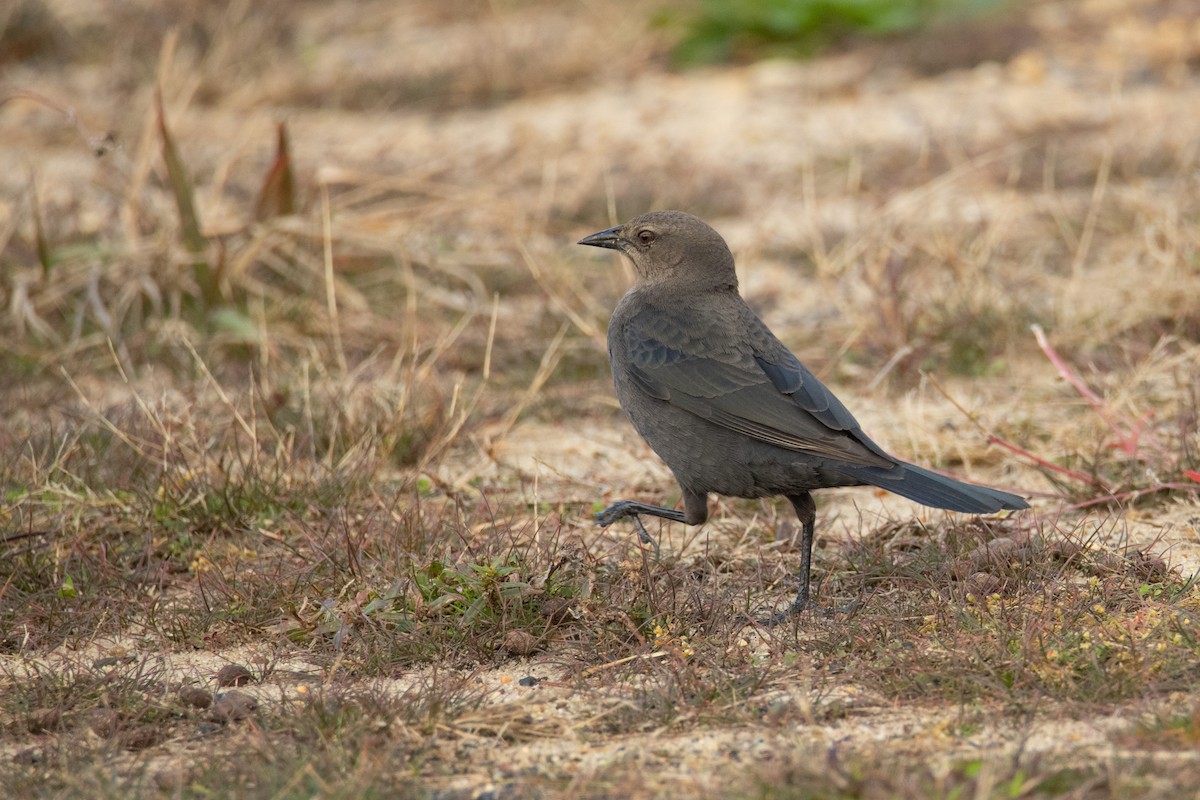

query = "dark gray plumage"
[{"left": 579, "top": 210, "right": 1028, "bottom": 617}]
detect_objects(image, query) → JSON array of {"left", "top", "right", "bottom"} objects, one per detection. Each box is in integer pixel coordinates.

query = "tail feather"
[{"left": 847, "top": 461, "right": 1029, "bottom": 513}]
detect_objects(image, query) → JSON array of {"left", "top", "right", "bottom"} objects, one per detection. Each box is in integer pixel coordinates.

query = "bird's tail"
[{"left": 847, "top": 461, "right": 1028, "bottom": 513}]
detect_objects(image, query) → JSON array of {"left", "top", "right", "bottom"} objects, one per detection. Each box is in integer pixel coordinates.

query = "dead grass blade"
[
  {"left": 254, "top": 121, "right": 296, "bottom": 222},
  {"left": 155, "top": 87, "right": 218, "bottom": 307},
  {"left": 320, "top": 185, "right": 348, "bottom": 374},
  {"left": 519, "top": 241, "right": 604, "bottom": 343},
  {"left": 922, "top": 370, "right": 1067, "bottom": 492},
  {"left": 442, "top": 702, "right": 563, "bottom": 741},
  {"left": 497, "top": 321, "right": 569, "bottom": 439},
  {"left": 29, "top": 175, "right": 50, "bottom": 275}
]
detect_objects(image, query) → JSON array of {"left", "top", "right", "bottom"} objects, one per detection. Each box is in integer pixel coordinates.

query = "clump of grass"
[
  {"left": 751, "top": 747, "right": 1172, "bottom": 800},
  {"left": 963, "top": 328, "right": 1200, "bottom": 508},
  {"left": 800, "top": 515, "right": 1200, "bottom": 706},
  {"left": 837, "top": 233, "right": 1037, "bottom": 383},
  {"left": 576, "top": 629, "right": 789, "bottom": 736},
  {"left": 0, "top": 655, "right": 185, "bottom": 761},
  {"left": 0, "top": 663, "right": 484, "bottom": 798}
]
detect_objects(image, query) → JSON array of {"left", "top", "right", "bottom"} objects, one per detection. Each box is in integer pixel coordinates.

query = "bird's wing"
[{"left": 622, "top": 308, "right": 894, "bottom": 468}]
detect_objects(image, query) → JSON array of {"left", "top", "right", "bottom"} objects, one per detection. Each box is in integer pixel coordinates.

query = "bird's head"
[{"left": 578, "top": 210, "right": 737, "bottom": 291}]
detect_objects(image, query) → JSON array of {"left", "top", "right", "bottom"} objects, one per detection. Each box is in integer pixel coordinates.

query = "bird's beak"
[{"left": 578, "top": 225, "right": 624, "bottom": 251}]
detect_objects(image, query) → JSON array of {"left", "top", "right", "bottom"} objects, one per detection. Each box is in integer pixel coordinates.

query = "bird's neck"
[
  {"left": 637, "top": 273, "right": 738, "bottom": 296},
  {"left": 632, "top": 280, "right": 740, "bottom": 312}
]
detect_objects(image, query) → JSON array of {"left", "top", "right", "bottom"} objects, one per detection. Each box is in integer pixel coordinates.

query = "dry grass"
[{"left": 3, "top": 0, "right": 1200, "bottom": 797}]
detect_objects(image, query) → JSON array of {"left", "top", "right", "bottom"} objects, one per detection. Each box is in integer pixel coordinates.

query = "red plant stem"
[{"left": 1031, "top": 324, "right": 1146, "bottom": 455}]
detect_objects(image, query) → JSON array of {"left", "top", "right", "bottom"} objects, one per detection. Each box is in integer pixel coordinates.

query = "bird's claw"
[
  {"left": 750, "top": 597, "right": 863, "bottom": 627},
  {"left": 594, "top": 503, "right": 661, "bottom": 557},
  {"left": 594, "top": 500, "right": 639, "bottom": 528}
]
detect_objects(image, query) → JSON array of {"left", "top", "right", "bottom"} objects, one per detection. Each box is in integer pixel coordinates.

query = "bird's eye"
[{"left": 637, "top": 230, "right": 656, "bottom": 244}]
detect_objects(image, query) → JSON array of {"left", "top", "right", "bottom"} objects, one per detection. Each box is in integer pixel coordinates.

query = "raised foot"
[
  {"left": 594, "top": 500, "right": 687, "bottom": 528},
  {"left": 595, "top": 501, "right": 645, "bottom": 528},
  {"left": 594, "top": 502, "right": 665, "bottom": 556}
]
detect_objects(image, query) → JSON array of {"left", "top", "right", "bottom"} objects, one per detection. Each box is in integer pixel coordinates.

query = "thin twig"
[
  {"left": 1031, "top": 324, "right": 1150, "bottom": 456},
  {"left": 0, "top": 90, "right": 116, "bottom": 156},
  {"left": 1061, "top": 481, "right": 1200, "bottom": 511}
]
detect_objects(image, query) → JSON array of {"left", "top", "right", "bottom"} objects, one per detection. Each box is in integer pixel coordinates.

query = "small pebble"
[
  {"left": 88, "top": 708, "right": 121, "bottom": 738},
  {"left": 215, "top": 664, "right": 255, "bottom": 687},
  {"left": 206, "top": 691, "right": 258, "bottom": 723},
  {"left": 119, "top": 725, "right": 163, "bottom": 750},
  {"left": 26, "top": 707, "right": 61, "bottom": 733},
  {"left": 179, "top": 686, "right": 214, "bottom": 709},
  {"left": 965, "top": 571, "right": 1004, "bottom": 597},
  {"left": 540, "top": 598, "right": 576, "bottom": 624},
  {"left": 153, "top": 766, "right": 186, "bottom": 792},
  {"left": 502, "top": 630, "right": 539, "bottom": 656}
]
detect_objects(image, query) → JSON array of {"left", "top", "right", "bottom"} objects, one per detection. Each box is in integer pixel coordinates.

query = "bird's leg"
[
  {"left": 788, "top": 492, "right": 817, "bottom": 612},
  {"left": 754, "top": 492, "right": 823, "bottom": 626},
  {"left": 754, "top": 492, "right": 861, "bottom": 625},
  {"left": 596, "top": 500, "right": 687, "bottom": 558}
]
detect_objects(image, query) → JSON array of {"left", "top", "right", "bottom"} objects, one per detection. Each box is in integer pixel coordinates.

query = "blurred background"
[
  {"left": 3, "top": 0, "right": 1198, "bottom": 490},
  {"left": 2, "top": 0, "right": 1199, "bottom": 543}
]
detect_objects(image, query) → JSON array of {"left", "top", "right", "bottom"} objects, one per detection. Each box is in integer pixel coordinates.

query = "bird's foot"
[
  {"left": 595, "top": 500, "right": 687, "bottom": 527},
  {"left": 595, "top": 503, "right": 661, "bottom": 558},
  {"left": 750, "top": 597, "right": 863, "bottom": 627},
  {"left": 595, "top": 501, "right": 644, "bottom": 528},
  {"left": 631, "top": 516, "right": 660, "bottom": 558}
]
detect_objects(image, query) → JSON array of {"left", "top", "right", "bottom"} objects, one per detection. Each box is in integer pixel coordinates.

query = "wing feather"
[{"left": 623, "top": 309, "right": 893, "bottom": 469}]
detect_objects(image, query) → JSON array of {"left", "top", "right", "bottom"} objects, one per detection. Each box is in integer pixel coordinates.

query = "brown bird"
[{"left": 579, "top": 210, "right": 1028, "bottom": 617}]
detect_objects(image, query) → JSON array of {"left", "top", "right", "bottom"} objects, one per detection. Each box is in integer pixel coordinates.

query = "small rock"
[
  {"left": 178, "top": 686, "right": 213, "bottom": 709},
  {"left": 88, "top": 708, "right": 121, "bottom": 738},
  {"left": 1047, "top": 539, "right": 1084, "bottom": 560},
  {"left": 206, "top": 691, "right": 258, "bottom": 723},
  {"left": 963, "top": 537, "right": 1028, "bottom": 570},
  {"left": 26, "top": 707, "right": 61, "bottom": 733},
  {"left": 215, "top": 664, "right": 255, "bottom": 687},
  {"left": 501, "top": 630, "right": 539, "bottom": 656},
  {"left": 153, "top": 766, "right": 186, "bottom": 792},
  {"left": 965, "top": 571, "right": 1004, "bottom": 598},
  {"left": 119, "top": 725, "right": 164, "bottom": 750},
  {"left": 540, "top": 597, "right": 576, "bottom": 625}
]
